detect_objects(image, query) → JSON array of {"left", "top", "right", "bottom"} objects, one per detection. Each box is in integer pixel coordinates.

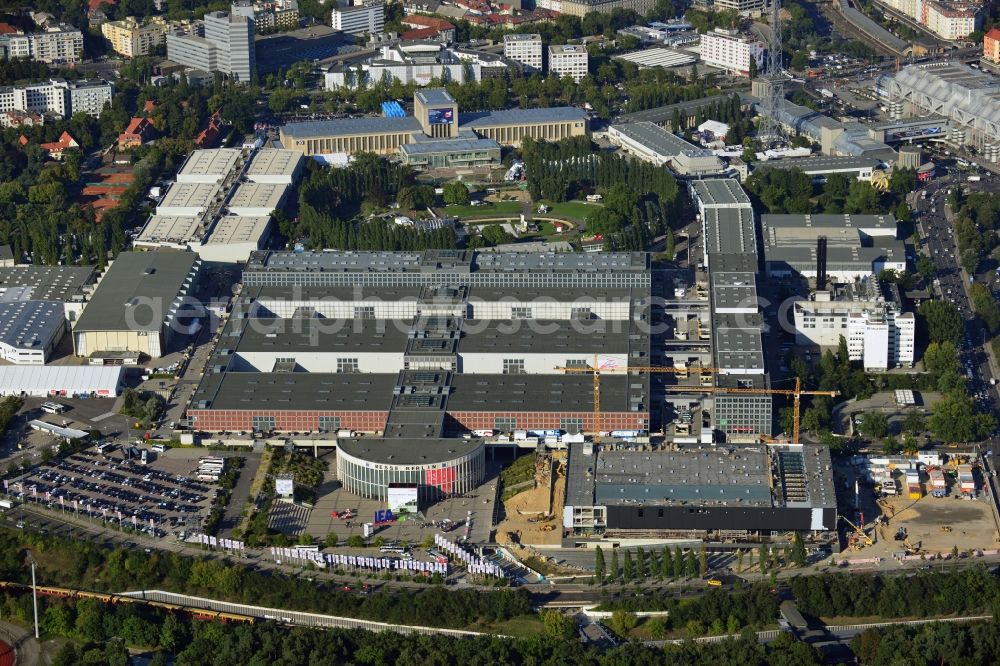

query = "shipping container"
[{"left": 929, "top": 468, "right": 946, "bottom": 488}]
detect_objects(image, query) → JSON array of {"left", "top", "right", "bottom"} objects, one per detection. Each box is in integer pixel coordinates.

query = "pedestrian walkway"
[{"left": 269, "top": 499, "right": 312, "bottom": 536}]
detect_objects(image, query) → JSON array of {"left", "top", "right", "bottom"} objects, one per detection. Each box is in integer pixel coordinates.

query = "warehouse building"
[
  {"left": 686, "top": 178, "right": 772, "bottom": 441},
  {"left": 0, "top": 365, "right": 124, "bottom": 398},
  {"left": 755, "top": 155, "right": 883, "bottom": 181},
  {"left": 761, "top": 213, "right": 906, "bottom": 282},
  {"left": 279, "top": 88, "right": 585, "bottom": 157},
  {"left": 136, "top": 148, "right": 298, "bottom": 263},
  {"left": 0, "top": 265, "right": 96, "bottom": 322},
  {"left": 72, "top": 251, "right": 201, "bottom": 359},
  {"left": 188, "top": 250, "right": 653, "bottom": 434},
  {"left": 562, "top": 441, "right": 837, "bottom": 542},
  {"left": 0, "top": 300, "right": 67, "bottom": 364},
  {"left": 187, "top": 249, "right": 655, "bottom": 501},
  {"left": 176, "top": 148, "right": 244, "bottom": 183},
  {"left": 608, "top": 122, "right": 725, "bottom": 175}
]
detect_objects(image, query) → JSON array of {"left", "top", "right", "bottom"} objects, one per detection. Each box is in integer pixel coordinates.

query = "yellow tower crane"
[
  {"left": 555, "top": 355, "right": 724, "bottom": 442},
  {"left": 659, "top": 377, "right": 839, "bottom": 444}
]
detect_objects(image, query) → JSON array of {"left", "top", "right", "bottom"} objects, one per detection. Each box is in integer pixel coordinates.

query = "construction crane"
[
  {"left": 554, "top": 355, "right": 724, "bottom": 442},
  {"left": 840, "top": 515, "right": 873, "bottom": 549},
  {"left": 661, "top": 377, "right": 839, "bottom": 444}
]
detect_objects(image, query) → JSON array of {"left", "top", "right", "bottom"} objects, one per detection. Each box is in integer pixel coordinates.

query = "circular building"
[
  {"left": 897, "top": 145, "right": 923, "bottom": 169},
  {"left": 336, "top": 437, "right": 486, "bottom": 503}
]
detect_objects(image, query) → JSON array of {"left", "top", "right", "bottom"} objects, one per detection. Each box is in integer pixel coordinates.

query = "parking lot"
[{"left": 6, "top": 445, "right": 218, "bottom": 537}]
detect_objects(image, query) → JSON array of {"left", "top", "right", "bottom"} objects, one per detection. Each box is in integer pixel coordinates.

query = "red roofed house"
[
  {"left": 143, "top": 99, "right": 156, "bottom": 114},
  {"left": 195, "top": 111, "right": 224, "bottom": 148},
  {"left": 400, "top": 15, "right": 456, "bottom": 42},
  {"left": 0, "top": 23, "right": 20, "bottom": 35},
  {"left": 24, "top": 132, "right": 80, "bottom": 160},
  {"left": 118, "top": 116, "right": 155, "bottom": 150}
]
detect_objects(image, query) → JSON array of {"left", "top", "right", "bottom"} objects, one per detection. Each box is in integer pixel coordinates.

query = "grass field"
[
  {"left": 444, "top": 201, "right": 522, "bottom": 218},
  {"left": 469, "top": 614, "right": 544, "bottom": 638},
  {"left": 540, "top": 200, "right": 602, "bottom": 222}
]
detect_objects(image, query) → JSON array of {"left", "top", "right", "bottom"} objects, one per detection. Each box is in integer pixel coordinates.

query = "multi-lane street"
[{"left": 914, "top": 171, "right": 999, "bottom": 415}]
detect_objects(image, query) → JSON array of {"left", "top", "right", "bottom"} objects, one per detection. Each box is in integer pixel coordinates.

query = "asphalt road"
[{"left": 914, "top": 172, "right": 999, "bottom": 415}]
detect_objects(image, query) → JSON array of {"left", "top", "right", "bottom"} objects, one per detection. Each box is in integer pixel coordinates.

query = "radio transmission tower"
[{"left": 757, "top": 0, "right": 787, "bottom": 145}]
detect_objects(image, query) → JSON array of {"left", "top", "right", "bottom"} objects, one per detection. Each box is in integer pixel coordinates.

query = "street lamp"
[{"left": 26, "top": 552, "right": 38, "bottom": 639}]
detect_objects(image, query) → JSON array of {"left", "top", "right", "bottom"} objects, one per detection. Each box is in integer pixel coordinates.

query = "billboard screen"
[
  {"left": 387, "top": 485, "right": 419, "bottom": 512},
  {"left": 427, "top": 107, "right": 454, "bottom": 125}
]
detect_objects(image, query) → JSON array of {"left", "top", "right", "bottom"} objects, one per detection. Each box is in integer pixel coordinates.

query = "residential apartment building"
[
  {"left": 699, "top": 28, "right": 764, "bottom": 77},
  {"left": 557, "top": 0, "right": 656, "bottom": 17},
  {"left": 329, "top": 0, "right": 385, "bottom": 36},
  {"left": 232, "top": 0, "right": 300, "bottom": 32},
  {"left": 0, "top": 23, "right": 84, "bottom": 64},
  {"left": 0, "top": 79, "right": 113, "bottom": 118},
  {"left": 712, "top": 0, "right": 769, "bottom": 16},
  {"left": 876, "top": 0, "right": 980, "bottom": 40},
  {"left": 166, "top": 11, "right": 256, "bottom": 82},
  {"left": 101, "top": 16, "right": 169, "bottom": 57},
  {"left": 503, "top": 33, "right": 542, "bottom": 73},
  {"left": 984, "top": 27, "right": 1000, "bottom": 63},
  {"left": 548, "top": 44, "right": 587, "bottom": 82},
  {"left": 793, "top": 277, "right": 915, "bottom": 370}
]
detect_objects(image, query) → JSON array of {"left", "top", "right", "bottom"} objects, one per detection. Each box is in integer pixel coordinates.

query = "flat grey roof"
[
  {"left": 228, "top": 182, "right": 287, "bottom": 211},
  {"left": 136, "top": 215, "right": 205, "bottom": 245},
  {"left": 713, "top": 312, "right": 765, "bottom": 373},
  {"left": 459, "top": 319, "right": 633, "bottom": 354},
  {"left": 760, "top": 155, "right": 882, "bottom": 172},
  {"left": 204, "top": 216, "right": 272, "bottom": 245},
  {"left": 764, "top": 241, "right": 907, "bottom": 269},
  {"left": 254, "top": 284, "right": 423, "bottom": 302},
  {"left": 448, "top": 373, "right": 647, "bottom": 413},
  {"left": 223, "top": 317, "right": 410, "bottom": 353},
  {"left": 192, "top": 372, "right": 399, "bottom": 411},
  {"left": 158, "top": 182, "right": 221, "bottom": 212},
  {"left": 280, "top": 116, "right": 422, "bottom": 139},
  {"left": 691, "top": 179, "right": 752, "bottom": 207},
  {"left": 177, "top": 149, "right": 241, "bottom": 178},
  {"left": 459, "top": 106, "right": 587, "bottom": 128},
  {"left": 414, "top": 88, "right": 455, "bottom": 106},
  {"left": 338, "top": 437, "right": 483, "bottom": 466},
  {"left": 400, "top": 136, "right": 500, "bottom": 155},
  {"left": 594, "top": 447, "right": 773, "bottom": 506},
  {"left": 468, "top": 285, "right": 637, "bottom": 301},
  {"left": 247, "top": 149, "right": 302, "bottom": 179},
  {"left": 73, "top": 251, "right": 198, "bottom": 332},
  {"left": 711, "top": 270, "right": 758, "bottom": 311},
  {"left": 0, "top": 300, "right": 64, "bottom": 350},
  {"left": 247, "top": 249, "right": 647, "bottom": 275},
  {"left": 612, "top": 121, "right": 704, "bottom": 158},
  {"left": 762, "top": 213, "right": 897, "bottom": 236},
  {"left": 0, "top": 265, "right": 96, "bottom": 303},
  {"left": 703, "top": 207, "right": 756, "bottom": 256}
]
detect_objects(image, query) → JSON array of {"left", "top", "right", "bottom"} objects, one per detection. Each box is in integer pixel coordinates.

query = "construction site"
[
  {"left": 835, "top": 453, "right": 1000, "bottom": 560},
  {"left": 497, "top": 451, "right": 566, "bottom": 548}
]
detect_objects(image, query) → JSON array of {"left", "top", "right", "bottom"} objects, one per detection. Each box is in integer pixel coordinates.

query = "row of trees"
[
  {"left": 10, "top": 588, "right": 833, "bottom": 666},
  {"left": 295, "top": 155, "right": 458, "bottom": 251},
  {"left": 0, "top": 527, "right": 530, "bottom": 628},
  {"left": 745, "top": 168, "right": 915, "bottom": 217},
  {"left": 522, "top": 135, "right": 684, "bottom": 250}
]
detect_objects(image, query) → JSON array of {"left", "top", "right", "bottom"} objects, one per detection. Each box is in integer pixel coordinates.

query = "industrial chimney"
[{"left": 816, "top": 236, "right": 828, "bottom": 291}]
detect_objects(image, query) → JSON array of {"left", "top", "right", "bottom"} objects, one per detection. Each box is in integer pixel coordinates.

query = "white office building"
[
  {"left": 793, "top": 277, "right": 915, "bottom": 370},
  {"left": 0, "top": 300, "right": 67, "bottom": 365},
  {"left": 504, "top": 33, "right": 542, "bottom": 74},
  {"left": 329, "top": 0, "right": 385, "bottom": 36},
  {"left": 699, "top": 28, "right": 764, "bottom": 77},
  {"left": 166, "top": 11, "right": 255, "bottom": 82},
  {"left": 0, "top": 78, "right": 113, "bottom": 119},
  {"left": 549, "top": 44, "right": 588, "bottom": 82}
]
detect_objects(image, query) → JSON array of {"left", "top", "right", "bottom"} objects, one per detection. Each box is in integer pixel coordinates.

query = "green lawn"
[
  {"left": 539, "top": 200, "right": 602, "bottom": 222},
  {"left": 444, "top": 201, "right": 522, "bottom": 218},
  {"left": 468, "top": 614, "right": 544, "bottom": 638}
]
